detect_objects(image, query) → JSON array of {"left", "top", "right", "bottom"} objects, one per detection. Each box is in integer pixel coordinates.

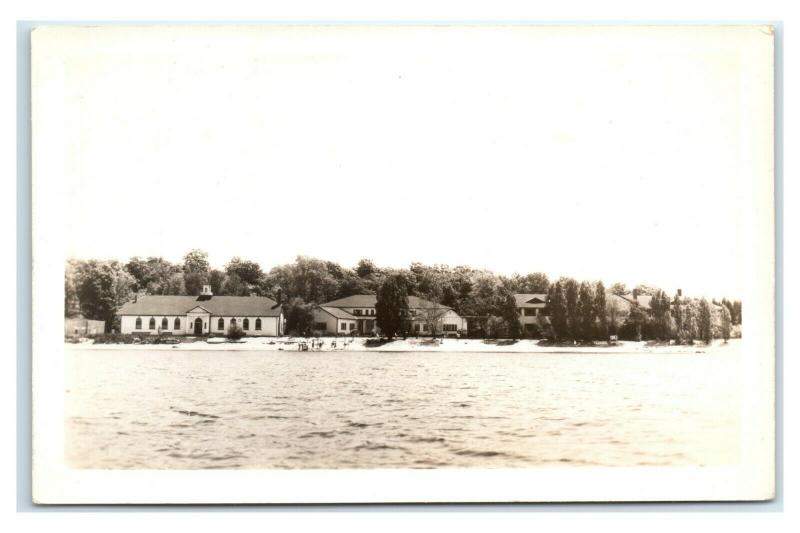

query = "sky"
[{"left": 57, "top": 25, "right": 768, "bottom": 299}]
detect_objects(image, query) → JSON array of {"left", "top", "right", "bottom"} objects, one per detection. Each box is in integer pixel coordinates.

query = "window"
[
  {"left": 340, "top": 322, "right": 347, "bottom": 331},
  {"left": 161, "top": 317, "right": 168, "bottom": 329},
  {"left": 149, "top": 317, "right": 156, "bottom": 330},
  {"left": 349, "top": 323, "right": 355, "bottom": 330},
  {"left": 443, "top": 324, "right": 458, "bottom": 332},
  {"left": 230, "top": 318, "right": 237, "bottom": 328},
  {"left": 255, "top": 318, "right": 262, "bottom": 330},
  {"left": 218, "top": 318, "right": 224, "bottom": 330},
  {"left": 135, "top": 317, "right": 142, "bottom": 329},
  {"left": 414, "top": 324, "right": 420, "bottom": 332},
  {"left": 422, "top": 324, "right": 429, "bottom": 332},
  {"left": 354, "top": 309, "right": 362, "bottom": 316},
  {"left": 524, "top": 308, "right": 537, "bottom": 317},
  {"left": 243, "top": 318, "right": 250, "bottom": 330},
  {"left": 174, "top": 318, "right": 181, "bottom": 330}
]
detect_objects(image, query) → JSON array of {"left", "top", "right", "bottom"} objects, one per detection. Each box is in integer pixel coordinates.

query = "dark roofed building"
[
  {"left": 317, "top": 294, "right": 467, "bottom": 336},
  {"left": 117, "top": 285, "right": 283, "bottom": 336},
  {"left": 513, "top": 293, "right": 549, "bottom": 336}
]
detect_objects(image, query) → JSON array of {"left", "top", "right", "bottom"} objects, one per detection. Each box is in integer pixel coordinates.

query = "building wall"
[
  {"left": 208, "top": 316, "right": 281, "bottom": 336},
  {"left": 343, "top": 307, "right": 377, "bottom": 319},
  {"left": 311, "top": 309, "right": 356, "bottom": 335},
  {"left": 65, "top": 318, "right": 105, "bottom": 337},
  {"left": 518, "top": 305, "right": 547, "bottom": 326},
  {"left": 325, "top": 305, "right": 467, "bottom": 336},
  {"left": 409, "top": 310, "right": 468, "bottom": 335},
  {"left": 312, "top": 308, "right": 338, "bottom": 334},
  {"left": 438, "top": 310, "right": 468, "bottom": 333},
  {"left": 120, "top": 314, "right": 281, "bottom": 336},
  {"left": 337, "top": 318, "right": 357, "bottom": 334}
]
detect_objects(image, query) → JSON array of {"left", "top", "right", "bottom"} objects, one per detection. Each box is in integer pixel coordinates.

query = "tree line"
[{"left": 64, "top": 250, "right": 741, "bottom": 342}]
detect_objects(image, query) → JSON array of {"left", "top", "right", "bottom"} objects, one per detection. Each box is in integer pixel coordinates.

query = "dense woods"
[{"left": 65, "top": 250, "right": 742, "bottom": 343}]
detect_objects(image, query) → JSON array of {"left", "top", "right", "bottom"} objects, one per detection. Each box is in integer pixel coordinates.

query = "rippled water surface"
[{"left": 66, "top": 348, "right": 740, "bottom": 469}]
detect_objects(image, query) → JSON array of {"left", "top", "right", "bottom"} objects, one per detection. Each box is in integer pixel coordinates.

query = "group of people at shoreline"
[{"left": 292, "top": 337, "right": 355, "bottom": 351}]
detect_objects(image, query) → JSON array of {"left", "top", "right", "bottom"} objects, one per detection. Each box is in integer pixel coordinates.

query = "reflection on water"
[{"left": 65, "top": 348, "right": 740, "bottom": 469}]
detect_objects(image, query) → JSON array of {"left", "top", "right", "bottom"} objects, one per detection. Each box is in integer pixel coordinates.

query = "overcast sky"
[{"left": 58, "top": 25, "right": 768, "bottom": 299}]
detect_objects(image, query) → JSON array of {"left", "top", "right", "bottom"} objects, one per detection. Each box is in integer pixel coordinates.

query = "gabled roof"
[
  {"left": 514, "top": 293, "right": 548, "bottom": 307},
  {"left": 316, "top": 306, "right": 357, "bottom": 320},
  {"left": 322, "top": 294, "right": 453, "bottom": 311},
  {"left": 322, "top": 294, "right": 378, "bottom": 308},
  {"left": 118, "top": 295, "right": 282, "bottom": 317},
  {"left": 620, "top": 293, "right": 653, "bottom": 309}
]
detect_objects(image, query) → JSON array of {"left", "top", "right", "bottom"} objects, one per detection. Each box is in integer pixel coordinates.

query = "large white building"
[
  {"left": 313, "top": 294, "right": 468, "bottom": 336},
  {"left": 514, "top": 293, "right": 549, "bottom": 336},
  {"left": 118, "top": 285, "right": 283, "bottom": 336}
]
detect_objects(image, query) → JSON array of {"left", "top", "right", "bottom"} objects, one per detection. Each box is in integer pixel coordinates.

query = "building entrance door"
[{"left": 194, "top": 317, "right": 203, "bottom": 335}]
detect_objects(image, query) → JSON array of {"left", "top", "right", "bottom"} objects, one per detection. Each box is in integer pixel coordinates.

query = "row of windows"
[
  {"left": 216, "top": 317, "right": 262, "bottom": 331},
  {"left": 352, "top": 309, "right": 376, "bottom": 316},
  {"left": 339, "top": 322, "right": 356, "bottom": 331},
  {"left": 134, "top": 317, "right": 264, "bottom": 331},
  {"left": 412, "top": 323, "right": 460, "bottom": 332},
  {"left": 521, "top": 308, "right": 549, "bottom": 317},
  {"left": 135, "top": 317, "right": 182, "bottom": 330}
]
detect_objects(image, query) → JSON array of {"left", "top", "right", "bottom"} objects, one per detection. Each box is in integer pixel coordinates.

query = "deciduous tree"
[
  {"left": 73, "top": 260, "right": 135, "bottom": 332},
  {"left": 610, "top": 282, "right": 628, "bottom": 296},
  {"left": 283, "top": 297, "right": 315, "bottom": 336},
  {"left": 183, "top": 249, "right": 210, "bottom": 295},
  {"left": 501, "top": 291, "right": 522, "bottom": 340},
  {"left": 650, "top": 290, "right": 672, "bottom": 341},
  {"left": 417, "top": 298, "right": 448, "bottom": 337},
  {"left": 626, "top": 304, "right": 648, "bottom": 342},
  {"left": 225, "top": 257, "right": 264, "bottom": 286}
]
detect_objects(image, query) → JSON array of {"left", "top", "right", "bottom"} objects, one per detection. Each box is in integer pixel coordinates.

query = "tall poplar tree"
[
  {"left": 577, "top": 281, "right": 596, "bottom": 342},
  {"left": 720, "top": 305, "right": 732, "bottom": 342},
  {"left": 375, "top": 274, "right": 410, "bottom": 339},
  {"left": 698, "top": 298, "right": 713, "bottom": 344},
  {"left": 547, "top": 281, "right": 568, "bottom": 342},
  {"left": 593, "top": 281, "right": 607, "bottom": 340},
  {"left": 563, "top": 278, "right": 579, "bottom": 341},
  {"left": 671, "top": 292, "right": 684, "bottom": 343}
]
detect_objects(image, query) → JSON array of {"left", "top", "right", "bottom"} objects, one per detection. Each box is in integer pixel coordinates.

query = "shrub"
[
  {"left": 92, "top": 333, "right": 134, "bottom": 344},
  {"left": 227, "top": 323, "right": 245, "bottom": 340}
]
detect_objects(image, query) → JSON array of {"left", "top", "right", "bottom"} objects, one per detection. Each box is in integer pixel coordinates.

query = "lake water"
[{"left": 65, "top": 347, "right": 741, "bottom": 469}]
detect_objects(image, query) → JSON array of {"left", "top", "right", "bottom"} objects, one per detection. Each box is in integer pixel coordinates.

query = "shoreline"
[{"left": 67, "top": 337, "right": 740, "bottom": 355}]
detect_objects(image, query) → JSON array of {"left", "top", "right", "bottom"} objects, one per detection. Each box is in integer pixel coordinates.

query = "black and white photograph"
[{"left": 29, "top": 23, "right": 775, "bottom": 504}]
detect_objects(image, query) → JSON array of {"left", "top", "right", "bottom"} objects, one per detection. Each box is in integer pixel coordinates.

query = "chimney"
[
  {"left": 201, "top": 284, "right": 213, "bottom": 296},
  {"left": 276, "top": 288, "right": 283, "bottom": 304},
  {"left": 632, "top": 288, "right": 639, "bottom": 300},
  {"left": 677, "top": 288, "right": 682, "bottom": 297}
]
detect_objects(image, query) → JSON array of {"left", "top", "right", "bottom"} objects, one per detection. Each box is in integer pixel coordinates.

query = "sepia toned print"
[
  {"left": 34, "top": 24, "right": 774, "bottom": 503},
  {"left": 65, "top": 252, "right": 743, "bottom": 470}
]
